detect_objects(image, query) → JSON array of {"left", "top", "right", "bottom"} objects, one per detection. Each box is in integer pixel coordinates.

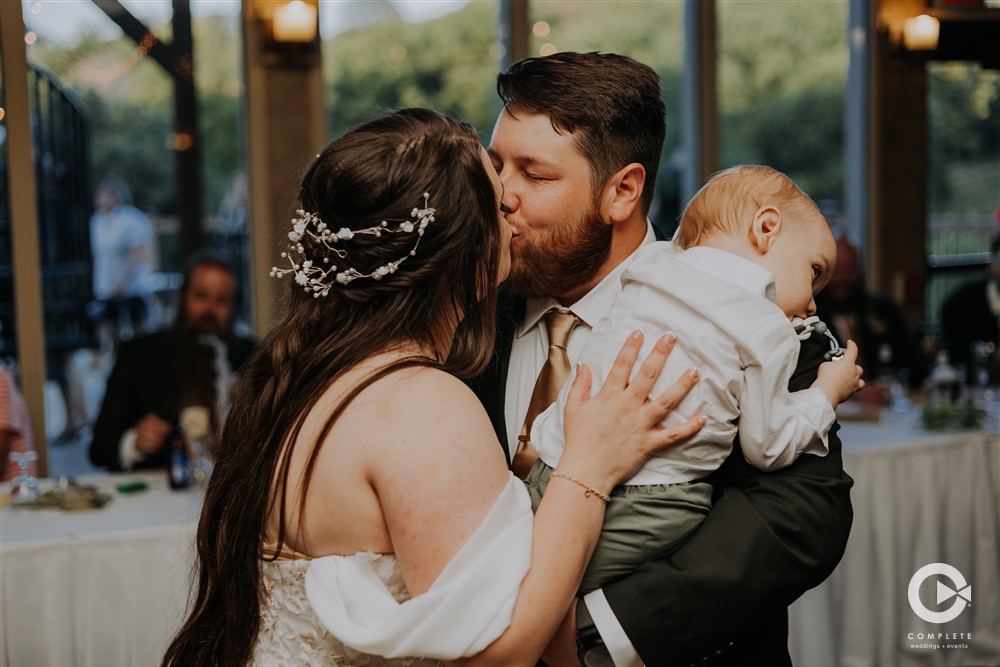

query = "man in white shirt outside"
[{"left": 89, "top": 176, "right": 155, "bottom": 350}]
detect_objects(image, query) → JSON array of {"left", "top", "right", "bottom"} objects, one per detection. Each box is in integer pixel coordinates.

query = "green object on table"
[
  {"left": 920, "top": 399, "right": 985, "bottom": 431},
  {"left": 116, "top": 480, "right": 149, "bottom": 494}
]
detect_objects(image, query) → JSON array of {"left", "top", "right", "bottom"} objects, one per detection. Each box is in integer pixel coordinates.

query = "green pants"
[{"left": 525, "top": 460, "right": 713, "bottom": 593}]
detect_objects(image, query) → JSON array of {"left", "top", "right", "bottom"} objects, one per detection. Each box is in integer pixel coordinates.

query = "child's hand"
[{"left": 812, "top": 339, "right": 865, "bottom": 407}]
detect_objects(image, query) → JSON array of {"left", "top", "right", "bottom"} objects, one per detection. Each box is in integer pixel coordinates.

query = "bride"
[{"left": 162, "top": 108, "right": 704, "bottom": 667}]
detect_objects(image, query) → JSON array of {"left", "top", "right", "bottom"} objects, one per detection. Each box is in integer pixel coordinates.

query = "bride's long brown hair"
[{"left": 162, "top": 108, "right": 502, "bottom": 667}]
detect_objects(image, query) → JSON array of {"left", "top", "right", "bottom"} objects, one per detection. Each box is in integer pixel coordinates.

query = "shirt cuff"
[
  {"left": 119, "top": 428, "right": 145, "bottom": 470},
  {"left": 582, "top": 589, "right": 643, "bottom": 667},
  {"left": 801, "top": 387, "right": 837, "bottom": 452}
]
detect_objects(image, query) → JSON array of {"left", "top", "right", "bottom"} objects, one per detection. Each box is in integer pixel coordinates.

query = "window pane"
[
  {"left": 323, "top": 1, "right": 501, "bottom": 141},
  {"left": 717, "top": 1, "right": 848, "bottom": 206},
  {"left": 529, "top": 1, "right": 685, "bottom": 228},
  {"left": 23, "top": 0, "right": 249, "bottom": 475},
  {"left": 926, "top": 61, "right": 1000, "bottom": 356}
]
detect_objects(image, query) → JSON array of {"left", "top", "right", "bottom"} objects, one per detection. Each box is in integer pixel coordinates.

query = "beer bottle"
[{"left": 168, "top": 425, "right": 191, "bottom": 490}]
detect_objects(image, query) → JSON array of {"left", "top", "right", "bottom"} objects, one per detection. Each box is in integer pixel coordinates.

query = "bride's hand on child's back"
[{"left": 561, "top": 331, "right": 705, "bottom": 491}]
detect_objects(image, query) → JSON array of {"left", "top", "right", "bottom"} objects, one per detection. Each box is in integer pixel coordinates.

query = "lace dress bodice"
[
  {"left": 251, "top": 477, "right": 532, "bottom": 665},
  {"left": 251, "top": 553, "right": 441, "bottom": 667}
]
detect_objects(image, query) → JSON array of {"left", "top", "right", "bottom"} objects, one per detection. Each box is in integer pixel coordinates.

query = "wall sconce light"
[
  {"left": 256, "top": 0, "right": 320, "bottom": 66},
  {"left": 273, "top": 0, "right": 318, "bottom": 44},
  {"left": 902, "top": 14, "right": 940, "bottom": 51}
]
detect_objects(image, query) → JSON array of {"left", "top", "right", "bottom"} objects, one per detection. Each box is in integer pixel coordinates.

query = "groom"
[{"left": 472, "top": 52, "right": 853, "bottom": 667}]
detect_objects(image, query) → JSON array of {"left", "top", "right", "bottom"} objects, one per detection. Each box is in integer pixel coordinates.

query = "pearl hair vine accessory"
[{"left": 270, "top": 193, "right": 436, "bottom": 296}]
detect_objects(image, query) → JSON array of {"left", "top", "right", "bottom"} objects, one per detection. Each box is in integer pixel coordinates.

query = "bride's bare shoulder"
[
  {"left": 372, "top": 365, "right": 484, "bottom": 418},
  {"left": 355, "top": 365, "right": 500, "bottom": 455}
]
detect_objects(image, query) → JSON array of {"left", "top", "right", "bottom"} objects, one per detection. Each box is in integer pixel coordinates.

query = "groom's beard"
[{"left": 506, "top": 203, "right": 612, "bottom": 299}]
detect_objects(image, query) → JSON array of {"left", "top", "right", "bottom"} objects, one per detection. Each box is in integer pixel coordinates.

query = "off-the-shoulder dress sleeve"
[{"left": 306, "top": 474, "right": 533, "bottom": 659}]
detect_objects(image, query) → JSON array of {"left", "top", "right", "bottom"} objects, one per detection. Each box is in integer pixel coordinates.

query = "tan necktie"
[{"left": 513, "top": 309, "right": 581, "bottom": 479}]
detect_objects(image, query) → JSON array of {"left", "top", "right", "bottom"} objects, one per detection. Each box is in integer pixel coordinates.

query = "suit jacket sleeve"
[
  {"left": 600, "top": 334, "right": 854, "bottom": 666},
  {"left": 89, "top": 339, "right": 144, "bottom": 471},
  {"left": 89, "top": 336, "right": 175, "bottom": 471}
]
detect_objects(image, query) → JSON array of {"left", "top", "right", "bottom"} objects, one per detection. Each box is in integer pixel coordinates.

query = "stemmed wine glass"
[{"left": 9, "top": 450, "right": 39, "bottom": 504}]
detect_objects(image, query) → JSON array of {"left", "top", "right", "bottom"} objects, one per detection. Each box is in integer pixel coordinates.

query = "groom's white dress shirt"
[
  {"left": 532, "top": 243, "right": 834, "bottom": 484},
  {"left": 504, "top": 223, "right": 656, "bottom": 667},
  {"left": 503, "top": 225, "right": 658, "bottom": 450}
]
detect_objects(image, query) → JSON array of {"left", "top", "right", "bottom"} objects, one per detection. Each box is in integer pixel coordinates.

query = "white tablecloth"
[
  {"left": 2, "top": 426, "right": 996, "bottom": 667},
  {"left": 790, "top": 423, "right": 1000, "bottom": 667},
  {"left": 0, "top": 473, "right": 203, "bottom": 667}
]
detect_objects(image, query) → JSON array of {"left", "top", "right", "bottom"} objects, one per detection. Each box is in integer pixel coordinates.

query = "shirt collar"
[
  {"left": 675, "top": 246, "right": 778, "bottom": 303},
  {"left": 518, "top": 222, "right": 658, "bottom": 337}
]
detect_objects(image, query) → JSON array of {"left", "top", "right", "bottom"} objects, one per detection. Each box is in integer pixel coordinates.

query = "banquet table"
[
  {"left": 789, "top": 414, "right": 1000, "bottom": 667},
  {"left": 2, "top": 420, "right": 997, "bottom": 667},
  {"left": 0, "top": 473, "right": 202, "bottom": 667}
]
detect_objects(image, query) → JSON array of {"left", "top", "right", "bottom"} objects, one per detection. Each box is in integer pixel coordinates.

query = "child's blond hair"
[{"left": 674, "top": 165, "right": 823, "bottom": 250}]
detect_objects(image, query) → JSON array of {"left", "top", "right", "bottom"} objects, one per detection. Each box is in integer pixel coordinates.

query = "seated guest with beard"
[
  {"left": 89, "top": 252, "right": 256, "bottom": 471},
  {"left": 815, "top": 235, "right": 928, "bottom": 392}
]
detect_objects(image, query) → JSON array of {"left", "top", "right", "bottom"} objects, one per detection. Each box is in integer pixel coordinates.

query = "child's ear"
[{"left": 749, "top": 206, "right": 782, "bottom": 254}]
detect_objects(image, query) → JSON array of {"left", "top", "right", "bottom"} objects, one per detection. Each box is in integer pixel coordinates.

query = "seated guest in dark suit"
[
  {"left": 941, "top": 232, "right": 1000, "bottom": 369},
  {"left": 89, "top": 252, "right": 256, "bottom": 471},
  {"left": 815, "top": 235, "right": 929, "bottom": 390}
]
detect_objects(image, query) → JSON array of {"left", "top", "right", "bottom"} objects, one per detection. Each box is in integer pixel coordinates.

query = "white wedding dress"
[
  {"left": 250, "top": 475, "right": 533, "bottom": 666},
  {"left": 252, "top": 553, "right": 440, "bottom": 666}
]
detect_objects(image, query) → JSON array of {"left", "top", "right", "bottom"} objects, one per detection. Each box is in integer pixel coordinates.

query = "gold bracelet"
[{"left": 551, "top": 470, "right": 611, "bottom": 502}]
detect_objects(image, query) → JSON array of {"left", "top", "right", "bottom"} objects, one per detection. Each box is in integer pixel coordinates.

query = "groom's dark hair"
[{"left": 497, "top": 51, "right": 666, "bottom": 214}]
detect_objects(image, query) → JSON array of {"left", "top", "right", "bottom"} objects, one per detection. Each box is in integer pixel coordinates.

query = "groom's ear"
[
  {"left": 749, "top": 206, "right": 782, "bottom": 254},
  {"left": 601, "top": 163, "right": 646, "bottom": 225}
]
